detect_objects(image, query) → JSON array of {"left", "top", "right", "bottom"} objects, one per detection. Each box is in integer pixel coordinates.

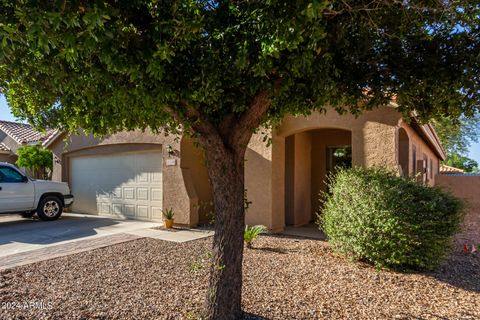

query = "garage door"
[{"left": 70, "top": 151, "right": 163, "bottom": 221}]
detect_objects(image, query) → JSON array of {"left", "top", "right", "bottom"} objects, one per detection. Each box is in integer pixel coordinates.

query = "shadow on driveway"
[{"left": 0, "top": 214, "right": 120, "bottom": 247}]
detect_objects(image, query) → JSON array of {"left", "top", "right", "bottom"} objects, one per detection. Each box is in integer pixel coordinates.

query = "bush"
[
  {"left": 16, "top": 144, "right": 53, "bottom": 180},
  {"left": 244, "top": 225, "right": 267, "bottom": 249},
  {"left": 319, "top": 167, "right": 464, "bottom": 271}
]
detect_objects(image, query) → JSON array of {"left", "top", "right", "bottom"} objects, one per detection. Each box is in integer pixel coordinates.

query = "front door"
[{"left": 0, "top": 165, "right": 35, "bottom": 212}]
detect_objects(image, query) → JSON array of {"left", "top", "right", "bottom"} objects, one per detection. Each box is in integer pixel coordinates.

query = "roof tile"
[{"left": 0, "top": 120, "right": 54, "bottom": 144}]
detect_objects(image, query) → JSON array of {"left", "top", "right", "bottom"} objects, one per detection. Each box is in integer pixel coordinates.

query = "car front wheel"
[{"left": 37, "top": 196, "right": 63, "bottom": 221}]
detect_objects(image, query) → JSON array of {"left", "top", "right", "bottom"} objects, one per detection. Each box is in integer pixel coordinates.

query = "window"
[
  {"left": 326, "top": 145, "right": 352, "bottom": 173},
  {"left": 412, "top": 145, "right": 417, "bottom": 174},
  {"left": 429, "top": 158, "right": 433, "bottom": 179},
  {"left": 0, "top": 167, "right": 25, "bottom": 183},
  {"left": 398, "top": 128, "right": 409, "bottom": 176},
  {"left": 423, "top": 154, "right": 428, "bottom": 183}
]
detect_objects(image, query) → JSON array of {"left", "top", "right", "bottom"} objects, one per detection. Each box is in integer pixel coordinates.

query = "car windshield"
[{"left": 10, "top": 165, "right": 35, "bottom": 181}]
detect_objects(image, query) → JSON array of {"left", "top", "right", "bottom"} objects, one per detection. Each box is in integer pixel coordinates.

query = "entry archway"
[{"left": 284, "top": 128, "right": 352, "bottom": 226}]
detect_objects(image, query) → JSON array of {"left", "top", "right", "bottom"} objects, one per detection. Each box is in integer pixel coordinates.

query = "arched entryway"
[{"left": 284, "top": 128, "right": 352, "bottom": 227}]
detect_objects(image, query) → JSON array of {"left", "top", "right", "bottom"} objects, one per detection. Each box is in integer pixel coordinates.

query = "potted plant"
[{"left": 162, "top": 208, "right": 175, "bottom": 229}]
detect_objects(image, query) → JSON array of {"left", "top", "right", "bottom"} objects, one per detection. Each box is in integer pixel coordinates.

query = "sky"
[
  {"left": 0, "top": 94, "right": 22, "bottom": 123},
  {"left": 1, "top": 93, "right": 480, "bottom": 162}
]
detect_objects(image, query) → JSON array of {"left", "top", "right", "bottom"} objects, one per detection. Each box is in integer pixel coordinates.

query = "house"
[
  {"left": 0, "top": 120, "right": 55, "bottom": 164},
  {"left": 44, "top": 105, "right": 446, "bottom": 231}
]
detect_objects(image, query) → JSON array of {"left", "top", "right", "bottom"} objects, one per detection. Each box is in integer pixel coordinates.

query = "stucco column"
[
  {"left": 351, "top": 127, "right": 364, "bottom": 167},
  {"left": 163, "top": 140, "right": 199, "bottom": 226},
  {"left": 271, "top": 132, "right": 285, "bottom": 231},
  {"left": 245, "top": 130, "right": 287, "bottom": 232},
  {"left": 245, "top": 131, "right": 274, "bottom": 229},
  {"left": 291, "top": 132, "right": 312, "bottom": 226}
]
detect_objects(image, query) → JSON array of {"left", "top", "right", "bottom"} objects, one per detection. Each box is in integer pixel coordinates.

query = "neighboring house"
[
  {"left": 45, "top": 106, "right": 446, "bottom": 231},
  {"left": 0, "top": 120, "right": 55, "bottom": 164},
  {"left": 439, "top": 164, "right": 464, "bottom": 174}
]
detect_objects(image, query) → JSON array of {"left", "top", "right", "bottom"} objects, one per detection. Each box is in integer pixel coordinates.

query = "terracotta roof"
[
  {"left": 0, "top": 120, "right": 55, "bottom": 144},
  {"left": 0, "top": 142, "right": 10, "bottom": 152},
  {"left": 440, "top": 164, "right": 464, "bottom": 174}
]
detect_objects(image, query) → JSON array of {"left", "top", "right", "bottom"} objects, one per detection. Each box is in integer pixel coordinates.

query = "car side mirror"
[{"left": 22, "top": 176, "right": 29, "bottom": 183}]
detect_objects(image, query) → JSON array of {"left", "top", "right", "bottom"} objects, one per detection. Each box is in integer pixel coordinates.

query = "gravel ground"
[{"left": 1, "top": 235, "right": 479, "bottom": 320}]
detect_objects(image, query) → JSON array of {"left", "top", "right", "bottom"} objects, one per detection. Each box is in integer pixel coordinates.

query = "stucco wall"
[
  {"left": 48, "top": 130, "right": 198, "bottom": 226},
  {"left": 1, "top": 135, "right": 21, "bottom": 154},
  {"left": 0, "top": 153, "right": 17, "bottom": 164},
  {"left": 435, "top": 175, "right": 480, "bottom": 244},
  {"left": 245, "top": 129, "right": 274, "bottom": 228}
]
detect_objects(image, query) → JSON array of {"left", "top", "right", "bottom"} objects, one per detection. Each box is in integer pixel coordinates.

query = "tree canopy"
[
  {"left": 0, "top": 1, "right": 479, "bottom": 137},
  {"left": 433, "top": 114, "right": 480, "bottom": 156},
  {"left": 1, "top": 1, "right": 479, "bottom": 318}
]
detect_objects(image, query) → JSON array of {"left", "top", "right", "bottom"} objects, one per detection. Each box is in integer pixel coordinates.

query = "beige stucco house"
[{"left": 44, "top": 106, "right": 445, "bottom": 231}]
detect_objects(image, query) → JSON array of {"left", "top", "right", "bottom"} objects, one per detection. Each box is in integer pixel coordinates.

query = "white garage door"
[{"left": 70, "top": 151, "right": 163, "bottom": 221}]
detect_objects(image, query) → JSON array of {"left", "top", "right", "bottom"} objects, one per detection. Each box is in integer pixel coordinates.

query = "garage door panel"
[
  {"left": 123, "top": 187, "right": 135, "bottom": 200},
  {"left": 70, "top": 151, "right": 163, "bottom": 221}
]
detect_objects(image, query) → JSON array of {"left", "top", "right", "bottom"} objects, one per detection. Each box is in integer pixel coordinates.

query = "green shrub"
[
  {"left": 244, "top": 225, "right": 267, "bottom": 249},
  {"left": 319, "top": 167, "right": 464, "bottom": 271},
  {"left": 16, "top": 144, "right": 53, "bottom": 180}
]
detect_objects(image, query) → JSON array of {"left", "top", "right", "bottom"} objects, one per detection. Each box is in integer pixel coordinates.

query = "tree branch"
[{"left": 226, "top": 79, "right": 281, "bottom": 153}]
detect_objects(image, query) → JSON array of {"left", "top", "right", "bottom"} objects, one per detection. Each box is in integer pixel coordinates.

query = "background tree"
[
  {"left": 16, "top": 144, "right": 53, "bottom": 180},
  {"left": 432, "top": 114, "right": 480, "bottom": 172},
  {"left": 444, "top": 153, "right": 479, "bottom": 173},
  {"left": 1, "top": 1, "right": 479, "bottom": 318}
]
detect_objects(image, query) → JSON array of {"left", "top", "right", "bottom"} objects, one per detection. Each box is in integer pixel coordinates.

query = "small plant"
[
  {"left": 162, "top": 208, "right": 175, "bottom": 220},
  {"left": 162, "top": 208, "right": 175, "bottom": 229},
  {"left": 244, "top": 225, "right": 267, "bottom": 249}
]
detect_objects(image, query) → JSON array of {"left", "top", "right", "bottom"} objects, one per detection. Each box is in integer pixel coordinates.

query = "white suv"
[{"left": 0, "top": 163, "right": 73, "bottom": 221}]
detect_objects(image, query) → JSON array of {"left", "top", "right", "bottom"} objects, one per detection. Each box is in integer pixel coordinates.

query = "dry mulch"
[{"left": 0, "top": 235, "right": 479, "bottom": 320}]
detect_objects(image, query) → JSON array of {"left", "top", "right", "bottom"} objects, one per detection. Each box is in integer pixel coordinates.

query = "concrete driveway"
[
  {"left": 0, "top": 213, "right": 162, "bottom": 258},
  {"left": 0, "top": 213, "right": 213, "bottom": 270}
]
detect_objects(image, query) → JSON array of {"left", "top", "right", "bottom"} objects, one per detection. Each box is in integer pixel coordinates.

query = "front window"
[
  {"left": 326, "top": 145, "right": 352, "bottom": 173},
  {"left": 0, "top": 166, "right": 26, "bottom": 183}
]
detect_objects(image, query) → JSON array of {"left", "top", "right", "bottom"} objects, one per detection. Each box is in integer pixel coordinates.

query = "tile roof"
[
  {"left": 0, "top": 120, "right": 55, "bottom": 144},
  {"left": 0, "top": 142, "right": 10, "bottom": 152},
  {"left": 440, "top": 164, "right": 464, "bottom": 174}
]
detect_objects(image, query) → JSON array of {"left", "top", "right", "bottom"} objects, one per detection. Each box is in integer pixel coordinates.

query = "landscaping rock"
[{"left": 0, "top": 236, "right": 478, "bottom": 319}]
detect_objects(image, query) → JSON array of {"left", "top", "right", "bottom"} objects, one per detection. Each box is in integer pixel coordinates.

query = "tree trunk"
[{"left": 201, "top": 135, "right": 248, "bottom": 320}]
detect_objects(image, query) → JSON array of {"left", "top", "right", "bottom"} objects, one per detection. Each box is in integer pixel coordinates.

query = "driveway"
[
  {"left": 0, "top": 213, "right": 162, "bottom": 258},
  {"left": 0, "top": 213, "right": 213, "bottom": 270}
]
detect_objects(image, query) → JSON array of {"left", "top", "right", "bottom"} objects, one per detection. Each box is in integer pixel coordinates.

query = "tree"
[
  {"left": 1, "top": 1, "right": 479, "bottom": 318},
  {"left": 432, "top": 114, "right": 480, "bottom": 172},
  {"left": 16, "top": 144, "right": 53, "bottom": 179},
  {"left": 432, "top": 114, "right": 480, "bottom": 156},
  {"left": 444, "top": 153, "right": 479, "bottom": 173}
]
